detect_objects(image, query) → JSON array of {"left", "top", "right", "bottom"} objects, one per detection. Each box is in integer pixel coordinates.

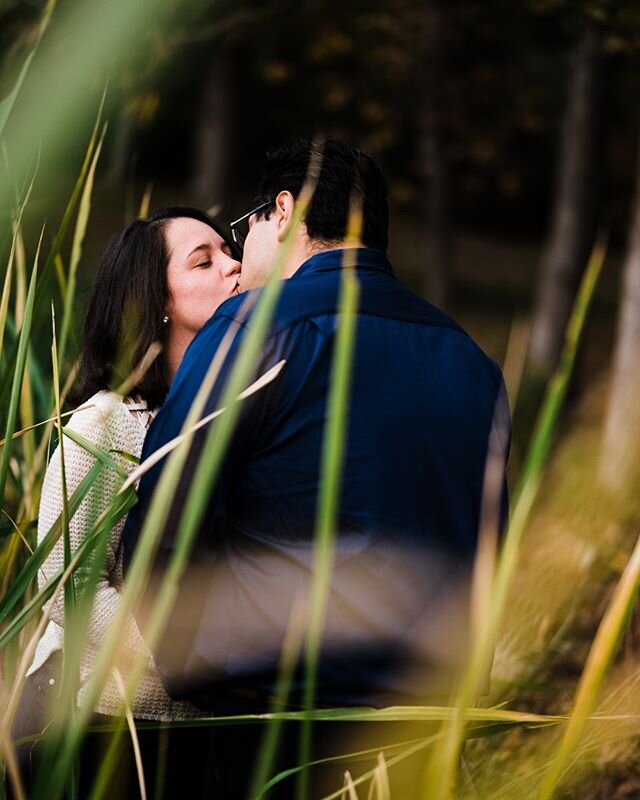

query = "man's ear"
[{"left": 274, "top": 190, "right": 297, "bottom": 243}]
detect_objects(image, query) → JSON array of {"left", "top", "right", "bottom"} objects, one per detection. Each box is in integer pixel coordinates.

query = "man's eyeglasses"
[{"left": 229, "top": 200, "right": 274, "bottom": 252}]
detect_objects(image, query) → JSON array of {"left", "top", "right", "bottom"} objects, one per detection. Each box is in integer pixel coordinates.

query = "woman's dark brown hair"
[{"left": 74, "top": 207, "right": 238, "bottom": 409}]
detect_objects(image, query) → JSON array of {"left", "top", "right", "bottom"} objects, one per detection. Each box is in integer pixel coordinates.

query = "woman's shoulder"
[
  {"left": 65, "top": 390, "right": 150, "bottom": 443},
  {"left": 67, "top": 389, "right": 126, "bottom": 423}
]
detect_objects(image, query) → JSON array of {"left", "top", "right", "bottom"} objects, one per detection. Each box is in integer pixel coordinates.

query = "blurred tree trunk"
[
  {"left": 599, "top": 133, "right": 640, "bottom": 493},
  {"left": 189, "top": 51, "right": 231, "bottom": 210},
  {"left": 418, "top": 0, "right": 450, "bottom": 309},
  {"left": 527, "top": 23, "right": 602, "bottom": 378}
]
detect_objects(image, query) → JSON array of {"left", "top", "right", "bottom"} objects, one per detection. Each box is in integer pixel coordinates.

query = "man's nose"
[{"left": 221, "top": 256, "right": 241, "bottom": 278}]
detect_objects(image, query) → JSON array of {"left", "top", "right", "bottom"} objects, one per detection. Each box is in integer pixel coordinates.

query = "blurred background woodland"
[
  {"left": 3, "top": 0, "right": 640, "bottom": 797},
  {"left": 2, "top": 0, "right": 640, "bottom": 465}
]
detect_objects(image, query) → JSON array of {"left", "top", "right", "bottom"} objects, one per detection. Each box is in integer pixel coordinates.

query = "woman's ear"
[{"left": 274, "top": 190, "right": 297, "bottom": 243}]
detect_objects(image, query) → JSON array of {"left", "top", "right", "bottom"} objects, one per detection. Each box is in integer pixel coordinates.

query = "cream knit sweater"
[{"left": 27, "top": 390, "right": 202, "bottom": 721}]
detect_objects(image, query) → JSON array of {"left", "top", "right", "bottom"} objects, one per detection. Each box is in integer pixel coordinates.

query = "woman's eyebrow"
[{"left": 187, "top": 243, "right": 210, "bottom": 258}]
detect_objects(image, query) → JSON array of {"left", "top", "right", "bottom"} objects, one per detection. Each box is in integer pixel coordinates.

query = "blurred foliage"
[{"left": 3, "top": 0, "right": 640, "bottom": 236}]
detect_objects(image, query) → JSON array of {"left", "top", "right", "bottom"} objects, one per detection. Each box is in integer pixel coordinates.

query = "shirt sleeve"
[{"left": 37, "top": 401, "right": 152, "bottom": 666}]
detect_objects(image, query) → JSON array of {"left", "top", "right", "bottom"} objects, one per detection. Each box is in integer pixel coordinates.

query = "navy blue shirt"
[{"left": 123, "top": 248, "right": 509, "bottom": 706}]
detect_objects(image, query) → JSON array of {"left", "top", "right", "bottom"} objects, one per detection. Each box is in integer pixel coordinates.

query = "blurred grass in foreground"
[{"left": 2, "top": 3, "right": 640, "bottom": 799}]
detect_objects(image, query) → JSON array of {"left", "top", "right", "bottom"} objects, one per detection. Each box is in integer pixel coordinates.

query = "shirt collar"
[{"left": 293, "top": 248, "right": 394, "bottom": 279}]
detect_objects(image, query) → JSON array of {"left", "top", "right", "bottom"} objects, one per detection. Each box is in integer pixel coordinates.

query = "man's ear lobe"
[{"left": 275, "top": 191, "right": 296, "bottom": 243}]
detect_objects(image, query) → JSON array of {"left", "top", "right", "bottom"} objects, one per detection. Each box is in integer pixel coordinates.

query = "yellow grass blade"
[
  {"left": 138, "top": 183, "right": 153, "bottom": 218},
  {"left": 343, "top": 771, "right": 359, "bottom": 800},
  {"left": 537, "top": 530, "right": 640, "bottom": 799},
  {"left": 112, "top": 669, "right": 148, "bottom": 800}
]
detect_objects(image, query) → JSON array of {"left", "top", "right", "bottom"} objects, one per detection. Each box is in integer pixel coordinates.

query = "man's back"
[{"left": 125, "top": 247, "right": 508, "bottom": 707}]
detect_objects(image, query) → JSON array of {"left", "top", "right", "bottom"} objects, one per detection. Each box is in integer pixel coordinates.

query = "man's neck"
[{"left": 282, "top": 239, "right": 365, "bottom": 279}]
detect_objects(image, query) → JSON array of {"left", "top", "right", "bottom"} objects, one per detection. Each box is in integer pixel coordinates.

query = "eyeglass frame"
[{"left": 229, "top": 200, "right": 274, "bottom": 252}]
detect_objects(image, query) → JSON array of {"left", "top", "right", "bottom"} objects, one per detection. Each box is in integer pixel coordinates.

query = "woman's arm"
[{"left": 37, "top": 398, "right": 151, "bottom": 665}]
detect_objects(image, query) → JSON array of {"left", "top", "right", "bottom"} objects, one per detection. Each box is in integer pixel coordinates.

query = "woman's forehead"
[{"left": 165, "top": 217, "right": 223, "bottom": 255}]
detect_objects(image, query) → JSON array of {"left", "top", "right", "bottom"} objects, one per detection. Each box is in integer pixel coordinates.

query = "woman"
[{"left": 13, "top": 207, "right": 241, "bottom": 793}]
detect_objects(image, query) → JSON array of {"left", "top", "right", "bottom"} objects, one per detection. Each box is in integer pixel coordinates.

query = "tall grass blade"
[
  {"left": 32, "top": 87, "right": 107, "bottom": 318},
  {"left": 249, "top": 602, "right": 306, "bottom": 798},
  {"left": 537, "top": 530, "right": 640, "bottom": 799},
  {"left": 298, "top": 224, "right": 361, "bottom": 800},
  {"left": 491, "top": 233, "right": 607, "bottom": 650},
  {"left": 115, "top": 669, "right": 148, "bottom": 800},
  {"left": 0, "top": 483, "right": 136, "bottom": 652},
  {"left": 87, "top": 715, "right": 129, "bottom": 800},
  {"left": 51, "top": 306, "right": 80, "bottom": 799},
  {"left": 30, "top": 487, "right": 137, "bottom": 799},
  {"left": 139, "top": 183, "right": 153, "bottom": 218},
  {"left": 343, "top": 771, "right": 359, "bottom": 800},
  {"left": 44, "top": 159, "right": 322, "bottom": 798},
  {"left": 0, "top": 227, "right": 43, "bottom": 505},
  {"left": 0, "top": 163, "right": 39, "bottom": 362},
  {"left": 40, "top": 304, "right": 261, "bottom": 797},
  {"left": 0, "top": 461, "right": 104, "bottom": 631},
  {"left": 51, "top": 307, "right": 75, "bottom": 625},
  {"left": 422, "top": 235, "right": 607, "bottom": 800},
  {"left": 502, "top": 315, "right": 530, "bottom": 418},
  {"left": 57, "top": 124, "right": 107, "bottom": 369}
]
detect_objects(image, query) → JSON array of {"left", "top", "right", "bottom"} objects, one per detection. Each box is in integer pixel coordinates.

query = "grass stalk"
[
  {"left": 0, "top": 228, "right": 43, "bottom": 507},
  {"left": 57, "top": 124, "right": 107, "bottom": 370},
  {"left": 43, "top": 152, "right": 323, "bottom": 799},
  {"left": 51, "top": 307, "right": 80, "bottom": 799},
  {"left": 297, "top": 216, "right": 362, "bottom": 800},
  {"left": 0, "top": 165, "right": 39, "bottom": 362},
  {"left": 422, "top": 235, "right": 607, "bottom": 800}
]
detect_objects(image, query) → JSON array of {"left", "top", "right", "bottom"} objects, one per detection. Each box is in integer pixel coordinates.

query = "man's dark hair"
[
  {"left": 74, "top": 207, "right": 236, "bottom": 409},
  {"left": 253, "top": 139, "right": 389, "bottom": 253}
]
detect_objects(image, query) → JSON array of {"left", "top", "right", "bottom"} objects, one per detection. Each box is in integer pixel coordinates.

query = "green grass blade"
[
  {"left": 422, "top": 235, "right": 607, "bottom": 800},
  {"left": 51, "top": 305, "right": 76, "bottom": 622},
  {"left": 260, "top": 736, "right": 437, "bottom": 799},
  {"left": 0, "top": 227, "right": 43, "bottom": 505},
  {"left": 298, "top": 244, "right": 361, "bottom": 800},
  {"left": 44, "top": 162, "right": 322, "bottom": 800},
  {"left": 0, "top": 89, "right": 105, "bottom": 425},
  {"left": 492, "top": 235, "right": 607, "bottom": 637},
  {"left": 61, "top": 427, "right": 128, "bottom": 478},
  {"left": 0, "top": 461, "right": 101, "bottom": 628},
  {"left": 57, "top": 123, "right": 107, "bottom": 369},
  {"left": 32, "top": 87, "right": 107, "bottom": 320},
  {"left": 39, "top": 313, "right": 256, "bottom": 797},
  {"left": 50, "top": 307, "right": 78, "bottom": 800},
  {"left": 0, "top": 486, "right": 135, "bottom": 651},
  {"left": 249, "top": 604, "right": 306, "bottom": 798},
  {"left": 0, "top": 162, "right": 39, "bottom": 362}
]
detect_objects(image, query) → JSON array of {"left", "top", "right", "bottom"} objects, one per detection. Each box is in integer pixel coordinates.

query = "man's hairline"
[{"left": 255, "top": 198, "right": 364, "bottom": 254}]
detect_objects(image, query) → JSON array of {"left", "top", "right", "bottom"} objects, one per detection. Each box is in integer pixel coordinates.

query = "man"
[{"left": 123, "top": 140, "right": 509, "bottom": 795}]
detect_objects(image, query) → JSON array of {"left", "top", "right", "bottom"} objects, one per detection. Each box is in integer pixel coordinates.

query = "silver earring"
[{"left": 162, "top": 315, "right": 169, "bottom": 324}]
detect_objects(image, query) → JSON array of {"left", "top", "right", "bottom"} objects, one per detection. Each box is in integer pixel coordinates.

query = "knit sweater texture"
[{"left": 28, "top": 390, "right": 202, "bottom": 720}]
